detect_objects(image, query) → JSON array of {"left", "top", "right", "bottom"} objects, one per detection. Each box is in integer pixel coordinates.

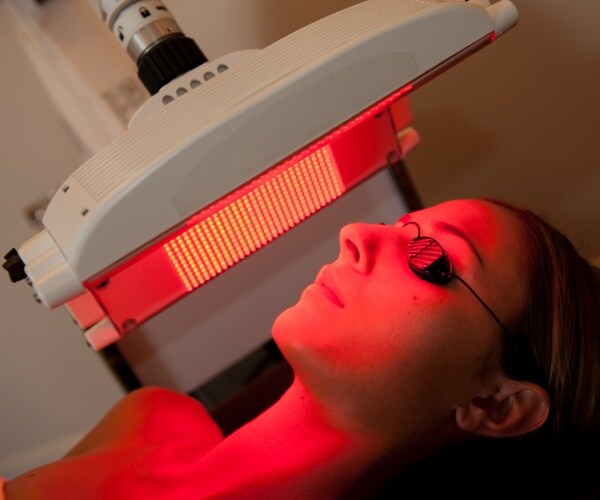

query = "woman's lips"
[{"left": 314, "top": 268, "right": 345, "bottom": 308}]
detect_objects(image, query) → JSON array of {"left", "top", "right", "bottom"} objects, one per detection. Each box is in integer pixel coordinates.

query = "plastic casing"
[{"left": 20, "top": 0, "right": 518, "bottom": 309}]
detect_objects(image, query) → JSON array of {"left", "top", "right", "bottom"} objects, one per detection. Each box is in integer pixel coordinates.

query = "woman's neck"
[{"left": 192, "top": 379, "right": 419, "bottom": 498}]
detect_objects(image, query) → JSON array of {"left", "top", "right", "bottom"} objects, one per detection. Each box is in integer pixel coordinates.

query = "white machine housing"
[{"left": 16, "top": 0, "right": 518, "bottom": 349}]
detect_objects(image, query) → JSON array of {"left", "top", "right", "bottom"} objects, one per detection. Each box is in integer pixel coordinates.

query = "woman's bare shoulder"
[
  {"left": 7, "top": 388, "right": 225, "bottom": 499},
  {"left": 66, "top": 386, "right": 224, "bottom": 457}
]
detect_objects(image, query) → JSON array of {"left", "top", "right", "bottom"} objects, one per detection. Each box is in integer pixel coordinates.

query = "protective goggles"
[{"left": 403, "top": 221, "right": 510, "bottom": 335}]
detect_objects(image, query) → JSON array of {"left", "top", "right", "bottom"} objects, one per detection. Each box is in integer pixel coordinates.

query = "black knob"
[
  {"left": 138, "top": 34, "right": 208, "bottom": 95},
  {"left": 3, "top": 248, "right": 27, "bottom": 283}
]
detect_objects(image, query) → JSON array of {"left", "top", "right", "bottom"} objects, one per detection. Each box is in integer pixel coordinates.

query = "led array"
[{"left": 165, "top": 145, "right": 342, "bottom": 291}]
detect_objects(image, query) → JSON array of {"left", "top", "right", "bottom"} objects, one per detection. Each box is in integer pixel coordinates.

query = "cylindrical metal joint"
[
  {"left": 109, "top": 0, "right": 183, "bottom": 64},
  {"left": 101, "top": 0, "right": 207, "bottom": 94},
  {"left": 127, "top": 17, "right": 182, "bottom": 62}
]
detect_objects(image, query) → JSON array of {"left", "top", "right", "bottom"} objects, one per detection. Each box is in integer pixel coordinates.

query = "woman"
[{"left": 5, "top": 198, "right": 599, "bottom": 498}]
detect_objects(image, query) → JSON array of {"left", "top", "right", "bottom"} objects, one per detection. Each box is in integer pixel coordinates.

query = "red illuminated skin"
[
  {"left": 6, "top": 199, "right": 550, "bottom": 499},
  {"left": 272, "top": 198, "right": 549, "bottom": 444}
]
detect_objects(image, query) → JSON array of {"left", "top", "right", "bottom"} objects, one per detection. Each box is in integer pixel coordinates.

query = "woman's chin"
[{"left": 271, "top": 302, "right": 299, "bottom": 345}]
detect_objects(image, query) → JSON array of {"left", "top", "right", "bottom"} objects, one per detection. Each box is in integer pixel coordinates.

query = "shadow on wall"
[{"left": 404, "top": 0, "right": 600, "bottom": 260}]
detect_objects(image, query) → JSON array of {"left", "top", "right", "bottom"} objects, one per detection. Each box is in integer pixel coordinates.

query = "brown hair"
[
  {"left": 382, "top": 200, "right": 600, "bottom": 498},
  {"left": 486, "top": 199, "right": 600, "bottom": 443}
]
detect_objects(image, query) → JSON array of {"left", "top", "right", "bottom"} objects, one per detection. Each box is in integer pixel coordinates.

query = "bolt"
[
  {"left": 96, "top": 280, "right": 110, "bottom": 290},
  {"left": 122, "top": 319, "right": 138, "bottom": 332},
  {"left": 387, "top": 151, "right": 400, "bottom": 165}
]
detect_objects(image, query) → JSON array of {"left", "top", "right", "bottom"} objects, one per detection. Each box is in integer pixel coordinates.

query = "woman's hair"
[
  {"left": 486, "top": 199, "right": 600, "bottom": 444},
  {"left": 379, "top": 199, "right": 600, "bottom": 499}
]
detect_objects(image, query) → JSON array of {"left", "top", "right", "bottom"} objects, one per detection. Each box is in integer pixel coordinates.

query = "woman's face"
[{"left": 272, "top": 199, "right": 529, "bottom": 440}]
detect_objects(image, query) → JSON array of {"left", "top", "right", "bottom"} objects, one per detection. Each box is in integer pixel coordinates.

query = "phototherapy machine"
[{"left": 3, "top": 0, "right": 517, "bottom": 390}]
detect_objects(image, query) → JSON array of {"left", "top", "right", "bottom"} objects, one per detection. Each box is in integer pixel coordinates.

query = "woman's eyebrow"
[
  {"left": 395, "top": 215, "right": 485, "bottom": 268},
  {"left": 433, "top": 221, "right": 484, "bottom": 268}
]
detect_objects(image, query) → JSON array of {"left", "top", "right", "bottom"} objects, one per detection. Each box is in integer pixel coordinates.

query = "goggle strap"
[{"left": 452, "top": 274, "right": 511, "bottom": 335}]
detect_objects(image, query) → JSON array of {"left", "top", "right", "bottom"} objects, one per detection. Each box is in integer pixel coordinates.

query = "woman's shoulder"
[
  {"left": 66, "top": 386, "right": 224, "bottom": 457},
  {"left": 122, "top": 386, "right": 223, "bottom": 437},
  {"left": 5, "top": 388, "right": 226, "bottom": 499}
]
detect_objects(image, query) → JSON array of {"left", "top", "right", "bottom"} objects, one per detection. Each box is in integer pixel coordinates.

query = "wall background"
[
  {"left": 1, "top": 0, "right": 598, "bottom": 479},
  {"left": 406, "top": 0, "right": 600, "bottom": 262}
]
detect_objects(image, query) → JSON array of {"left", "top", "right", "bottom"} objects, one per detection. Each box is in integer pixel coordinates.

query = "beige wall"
[
  {"left": 406, "top": 0, "right": 600, "bottom": 261},
  {"left": 0, "top": 2, "right": 125, "bottom": 478}
]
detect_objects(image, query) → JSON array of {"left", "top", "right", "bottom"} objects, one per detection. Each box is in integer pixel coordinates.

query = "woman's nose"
[{"left": 338, "top": 223, "right": 381, "bottom": 274}]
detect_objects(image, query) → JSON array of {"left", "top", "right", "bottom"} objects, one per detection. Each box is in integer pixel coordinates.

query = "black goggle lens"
[{"left": 407, "top": 237, "right": 453, "bottom": 284}]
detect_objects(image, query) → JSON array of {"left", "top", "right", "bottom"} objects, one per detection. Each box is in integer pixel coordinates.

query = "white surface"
[
  {"left": 41, "top": 0, "right": 502, "bottom": 285},
  {"left": 129, "top": 49, "right": 260, "bottom": 126},
  {"left": 84, "top": 317, "right": 122, "bottom": 350},
  {"left": 18, "top": 229, "right": 84, "bottom": 308},
  {"left": 487, "top": 0, "right": 519, "bottom": 36}
]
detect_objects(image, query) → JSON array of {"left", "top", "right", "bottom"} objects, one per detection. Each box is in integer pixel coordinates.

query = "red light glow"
[
  {"left": 86, "top": 86, "right": 410, "bottom": 333},
  {"left": 166, "top": 146, "right": 342, "bottom": 292}
]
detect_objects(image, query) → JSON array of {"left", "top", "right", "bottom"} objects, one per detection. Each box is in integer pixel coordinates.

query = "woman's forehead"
[
  {"left": 400, "top": 199, "right": 496, "bottom": 225},
  {"left": 400, "top": 199, "right": 526, "bottom": 264}
]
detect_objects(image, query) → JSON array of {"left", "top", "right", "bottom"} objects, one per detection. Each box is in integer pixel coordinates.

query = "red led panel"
[
  {"left": 166, "top": 145, "right": 342, "bottom": 292},
  {"left": 86, "top": 87, "right": 410, "bottom": 334}
]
